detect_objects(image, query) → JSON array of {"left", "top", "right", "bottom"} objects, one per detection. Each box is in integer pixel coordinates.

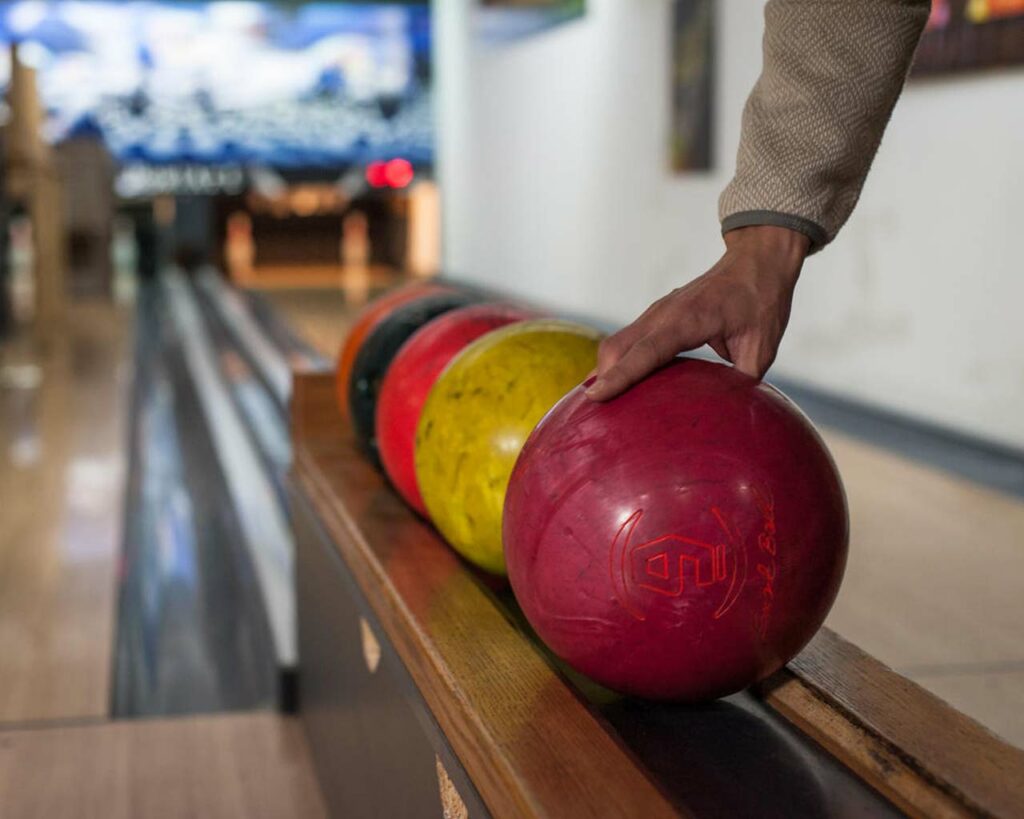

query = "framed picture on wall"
[
  {"left": 912, "top": 0, "right": 1024, "bottom": 75},
  {"left": 477, "top": 0, "right": 585, "bottom": 42},
  {"left": 670, "top": 0, "right": 714, "bottom": 172}
]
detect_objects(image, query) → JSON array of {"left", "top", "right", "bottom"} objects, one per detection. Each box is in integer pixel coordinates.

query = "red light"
[
  {"left": 365, "top": 161, "right": 389, "bottom": 188},
  {"left": 384, "top": 158, "right": 414, "bottom": 189},
  {"left": 366, "top": 159, "right": 414, "bottom": 189}
]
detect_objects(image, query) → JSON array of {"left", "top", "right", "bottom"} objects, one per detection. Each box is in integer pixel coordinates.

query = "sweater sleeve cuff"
[{"left": 721, "top": 210, "right": 829, "bottom": 254}]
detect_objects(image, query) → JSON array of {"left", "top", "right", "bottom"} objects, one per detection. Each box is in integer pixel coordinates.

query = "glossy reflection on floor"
[{"left": 0, "top": 303, "right": 130, "bottom": 723}]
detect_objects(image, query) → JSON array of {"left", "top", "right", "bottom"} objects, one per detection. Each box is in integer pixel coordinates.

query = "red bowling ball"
[
  {"left": 503, "top": 358, "right": 848, "bottom": 701},
  {"left": 376, "top": 303, "right": 534, "bottom": 515}
]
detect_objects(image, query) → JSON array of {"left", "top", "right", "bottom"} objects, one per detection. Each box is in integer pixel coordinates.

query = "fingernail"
[{"left": 584, "top": 378, "right": 604, "bottom": 397}]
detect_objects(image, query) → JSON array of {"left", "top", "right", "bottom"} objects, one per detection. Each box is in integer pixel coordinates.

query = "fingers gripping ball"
[{"left": 415, "top": 321, "right": 602, "bottom": 575}]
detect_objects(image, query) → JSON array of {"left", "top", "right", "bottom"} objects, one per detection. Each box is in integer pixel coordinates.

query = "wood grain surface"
[
  {"left": 0, "top": 713, "right": 326, "bottom": 819},
  {"left": 761, "top": 628, "right": 1024, "bottom": 818},
  {"left": 0, "top": 303, "right": 130, "bottom": 722},
  {"left": 824, "top": 430, "right": 1024, "bottom": 669}
]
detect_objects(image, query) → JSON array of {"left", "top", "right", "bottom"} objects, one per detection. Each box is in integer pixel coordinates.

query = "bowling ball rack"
[{"left": 289, "top": 369, "right": 1024, "bottom": 819}]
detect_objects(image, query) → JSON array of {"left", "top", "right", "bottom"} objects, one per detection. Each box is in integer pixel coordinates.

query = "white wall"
[{"left": 436, "top": 0, "right": 1024, "bottom": 449}]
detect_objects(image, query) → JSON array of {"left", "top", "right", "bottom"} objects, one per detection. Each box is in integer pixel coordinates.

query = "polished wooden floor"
[
  {"left": 824, "top": 431, "right": 1024, "bottom": 747},
  {"left": 257, "top": 265, "right": 415, "bottom": 357},
  {"left": 261, "top": 279, "right": 1024, "bottom": 751},
  {"left": 0, "top": 301, "right": 325, "bottom": 816},
  {"left": 0, "top": 712, "right": 326, "bottom": 818},
  {"left": 261, "top": 286, "right": 355, "bottom": 358},
  {"left": 232, "top": 262, "right": 400, "bottom": 293},
  {"left": 0, "top": 303, "right": 130, "bottom": 723}
]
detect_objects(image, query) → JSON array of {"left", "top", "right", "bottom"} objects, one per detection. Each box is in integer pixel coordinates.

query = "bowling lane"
[
  {"left": 826, "top": 430, "right": 1024, "bottom": 668},
  {"left": 823, "top": 429, "right": 1024, "bottom": 747},
  {"left": 248, "top": 267, "right": 412, "bottom": 359},
  {"left": 0, "top": 302, "right": 130, "bottom": 723},
  {"left": 0, "top": 712, "right": 327, "bottom": 818},
  {"left": 253, "top": 287, "right": 356, "bottom": 359}
]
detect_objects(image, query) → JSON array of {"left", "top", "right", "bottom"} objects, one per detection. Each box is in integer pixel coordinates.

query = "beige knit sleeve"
[{"left": 719, "top": 0, "right": 930, "bottom": 251}]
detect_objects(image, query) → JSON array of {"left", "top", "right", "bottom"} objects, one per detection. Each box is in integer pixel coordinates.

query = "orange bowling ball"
[{"left": 335, "top": 282, "right": 451, "bottom": 422}]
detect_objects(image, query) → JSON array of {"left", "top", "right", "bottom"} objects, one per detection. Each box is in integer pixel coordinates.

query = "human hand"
[{"left": 585, "top": 225, "right": 810, "bottom": 401}]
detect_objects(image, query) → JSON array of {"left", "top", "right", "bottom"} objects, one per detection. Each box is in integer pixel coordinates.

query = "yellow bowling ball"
[{"left": 415, "top": 320, "right": 602, "bottom": 574}]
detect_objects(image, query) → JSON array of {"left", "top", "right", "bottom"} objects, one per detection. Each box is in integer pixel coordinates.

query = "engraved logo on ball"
[{"left": 609, "top": 507, "right": 745, "bottom": 622}]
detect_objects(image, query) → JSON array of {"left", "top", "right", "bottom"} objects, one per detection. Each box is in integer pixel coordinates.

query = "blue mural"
[{"left": 0, "top": 2, "right": 432, "bottom": 168}]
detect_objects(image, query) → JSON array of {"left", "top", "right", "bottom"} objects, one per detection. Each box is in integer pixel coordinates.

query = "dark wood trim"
[
  {"left": 759, "top": 629, "right": 1024, "bottom": 818},
  {"left": 292, "top": 484, "right": 489, "bottom": 818}
]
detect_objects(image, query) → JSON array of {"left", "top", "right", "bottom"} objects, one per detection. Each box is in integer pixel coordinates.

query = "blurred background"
[
  {"left": 0, "top": 0, "right": 1021, "bottom": 812},
  {"left": 0, "top": 1, "right": 434, "bottom": 307}
]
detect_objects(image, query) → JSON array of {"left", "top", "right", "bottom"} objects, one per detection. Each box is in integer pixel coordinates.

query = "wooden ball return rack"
[{"left": 289, "top": 369, "right": 1024, "bottom": 819}]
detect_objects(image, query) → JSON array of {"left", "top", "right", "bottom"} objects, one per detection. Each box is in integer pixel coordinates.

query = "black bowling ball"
[{"left": 348, "top": 290, "right": 479, "bottom": 464}]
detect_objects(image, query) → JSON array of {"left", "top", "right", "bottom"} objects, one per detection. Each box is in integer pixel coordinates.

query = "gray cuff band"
[{"left": 721, "top": 210, "right": 829, "bottom": 254}]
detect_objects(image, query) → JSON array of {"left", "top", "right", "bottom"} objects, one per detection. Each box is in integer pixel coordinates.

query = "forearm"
[{"left": 719, "top": 0, "right": 930, "bottom": 252}]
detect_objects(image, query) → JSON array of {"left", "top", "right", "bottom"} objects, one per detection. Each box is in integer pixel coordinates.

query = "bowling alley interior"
[{"left": 1, "top": 1, "right": 1023, "bottom": 817}]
